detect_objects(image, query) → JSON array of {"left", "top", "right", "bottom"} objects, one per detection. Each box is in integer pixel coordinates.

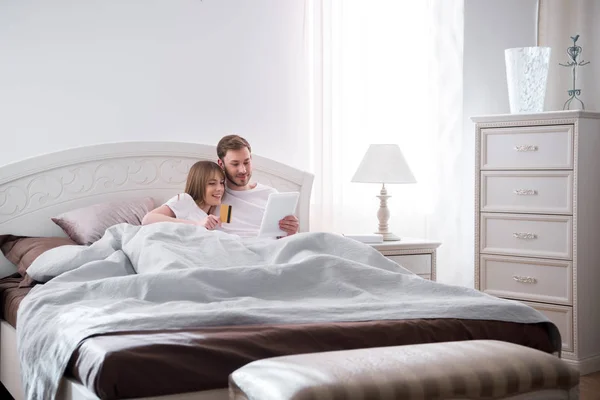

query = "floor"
[
  {"left": 581, "top": 371, "right": 600, "bottom": 400},
  {"left": 2, "top": 373, "right": 599, "bottom": 399}
]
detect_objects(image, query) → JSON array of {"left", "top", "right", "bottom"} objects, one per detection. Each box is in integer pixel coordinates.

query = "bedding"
[
  {"left": 0, "top": 273, "right": 30, "bottom": 327},
  {"left": 51, "top": 196, "right": 155, "bottom": 245},
  {"left": 16, "top": 223, "right": 561, "bottom": 400},
  {"left": 0, "top": 235, "right": 76, "bottom": 281},
  {"left": 68, "top": 319, "right": 555, "bottom": 399},
  {"left": 0, "top": 274, "right": 555, "bottom": 399}
]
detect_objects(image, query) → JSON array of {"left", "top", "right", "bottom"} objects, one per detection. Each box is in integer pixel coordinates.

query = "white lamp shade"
[{"left": 351, "top": 144, "right": 416, "bottom": 184}]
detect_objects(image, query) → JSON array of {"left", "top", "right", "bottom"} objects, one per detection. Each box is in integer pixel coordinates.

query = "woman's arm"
[{"left": 142, "top": 205, "right": 197, "bottom": 226}]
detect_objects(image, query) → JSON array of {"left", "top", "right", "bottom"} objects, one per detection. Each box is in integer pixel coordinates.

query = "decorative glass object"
[
  {"left": 505, "top": 47, "right": 551, "bottom": 113},
  {"left": 559, "top": 34, "right": 590, "bottom": 110}
]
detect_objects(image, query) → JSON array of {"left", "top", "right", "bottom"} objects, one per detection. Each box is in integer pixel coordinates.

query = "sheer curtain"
[
  {"left": 307, "top": 0, "right": 468, "bottom": 286},
  {"left": 538, "top": 0, "right": 599, "bottom": 112}
]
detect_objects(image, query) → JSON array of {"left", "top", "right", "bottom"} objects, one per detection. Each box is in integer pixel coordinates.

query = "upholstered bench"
[{"left": 229, "top": 340, "right": 579, "bottom": 400}]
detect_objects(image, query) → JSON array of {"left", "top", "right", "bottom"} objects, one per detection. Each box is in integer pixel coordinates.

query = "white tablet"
[{"left": 258, "top": 192, "right": 300, "bottom": 238}]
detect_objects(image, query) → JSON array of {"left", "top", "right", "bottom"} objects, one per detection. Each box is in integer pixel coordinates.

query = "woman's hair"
[{"left": 185, "top": 161, "right": 225, "bottom": 207}]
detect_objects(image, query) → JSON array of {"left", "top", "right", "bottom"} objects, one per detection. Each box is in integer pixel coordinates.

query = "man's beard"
[{"left": 224, "top": 167, "right": 251, "bottom": 187}]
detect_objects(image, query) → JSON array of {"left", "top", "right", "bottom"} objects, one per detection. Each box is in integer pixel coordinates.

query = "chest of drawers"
[{"left": 473, "top": 111, "right": 600, "bottom": 374}]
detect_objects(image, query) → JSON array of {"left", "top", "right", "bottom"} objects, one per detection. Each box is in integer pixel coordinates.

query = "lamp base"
[
  {"left": 375, "top": 183, "right": 401, "bottom": 242},
  {"left": 376, "top": 231, "right": 401, "bottom": 241}
]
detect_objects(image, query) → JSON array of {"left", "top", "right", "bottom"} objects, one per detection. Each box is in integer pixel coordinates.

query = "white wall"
[
  {"left": 460, "top": 0, "right": 538, "bottom": 287},
  {"left": 464, "top": 0, "right": 538, "bottom": 118},
  {"left": 0, "top": 0, "right": 309, "bottom": 170}
]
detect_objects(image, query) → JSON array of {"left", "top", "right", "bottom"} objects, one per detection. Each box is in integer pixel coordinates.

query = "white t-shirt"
[
  {"left": 220, "top": 183, "right": 277, "bottom": 237},
  {"left": 164, "top": 193, "right": 209, "bottom": 223}
]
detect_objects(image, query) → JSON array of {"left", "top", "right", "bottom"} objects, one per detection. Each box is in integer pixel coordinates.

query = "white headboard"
[{"left": 0, "top": 141, "right": 314, "bottom": 277}]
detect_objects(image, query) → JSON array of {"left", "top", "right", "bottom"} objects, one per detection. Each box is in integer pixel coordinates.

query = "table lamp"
[{"left": 351, "top": 144, "right": 416, "bottom": 241}]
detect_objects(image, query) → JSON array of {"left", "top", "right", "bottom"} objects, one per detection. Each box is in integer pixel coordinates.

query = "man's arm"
[{"left": 279, "top": 215, "right": 299, "bottom": 236}]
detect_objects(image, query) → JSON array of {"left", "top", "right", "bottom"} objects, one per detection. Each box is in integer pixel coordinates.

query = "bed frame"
[{"left": 0, "top": 141, "right": 314, "bottom": 400}]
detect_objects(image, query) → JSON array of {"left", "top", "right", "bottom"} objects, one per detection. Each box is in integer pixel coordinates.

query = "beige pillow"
[{"left": 51, "top": 197, "right": 155, "bottom": 245}]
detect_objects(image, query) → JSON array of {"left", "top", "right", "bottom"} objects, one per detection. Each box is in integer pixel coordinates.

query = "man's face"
[{"left": 219, "top": 147, "right": 252, "bottom": 189}]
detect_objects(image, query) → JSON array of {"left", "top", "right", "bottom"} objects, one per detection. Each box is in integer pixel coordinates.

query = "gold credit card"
[{"left": 220, "top": 204, "right": 232, "bottom": 223}]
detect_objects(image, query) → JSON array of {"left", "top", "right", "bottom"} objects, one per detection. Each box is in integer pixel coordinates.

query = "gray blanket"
[{"left": 17, "top": 223, "right": 559, "bottom": 400}]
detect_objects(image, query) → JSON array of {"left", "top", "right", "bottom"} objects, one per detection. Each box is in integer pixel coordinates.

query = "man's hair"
[
  {"left": 217, "top": 135, "right": 252, "bottom": 160},
  {"left": 185, "top": 161, "right": 224, "bottom": 207}
]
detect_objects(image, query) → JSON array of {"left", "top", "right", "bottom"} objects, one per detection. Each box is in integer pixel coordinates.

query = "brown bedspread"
[
  {"left": 0, "top": 273, "right": 31, "bottom": 327},
  {"left": 68, "top": 319, "right": 556, "bottom": 399},
  {"left": 0, "top": 275, "right": 558, "bottom": 400}
]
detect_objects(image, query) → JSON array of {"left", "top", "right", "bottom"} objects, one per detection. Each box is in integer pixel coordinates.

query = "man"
[{"left": 216, "top": 134, "right": 299, "bottom": 238}]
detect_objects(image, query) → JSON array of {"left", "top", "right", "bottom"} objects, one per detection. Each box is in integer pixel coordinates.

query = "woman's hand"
[{"left": 198, "top": 215, "right": 221, "bottom": 230}]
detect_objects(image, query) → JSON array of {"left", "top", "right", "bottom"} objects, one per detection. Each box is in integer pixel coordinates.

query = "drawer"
[
  {"left": 481, "top": 125, "right": 573, "bottom": 170},
  {"left": 481, "top": 171, "right": 573, "bottom": 214},
  {"left": 480, "top": 254, "right": 572, "bottom": 305},
  {"left": 480, "top": 213, "right": 572, "bottom": 259},
  {"left": 386, "top": 254, "right": 431, "bottom": 275},
  {"left": 521, "top": 301, "right": 573, "bottom": 353}
]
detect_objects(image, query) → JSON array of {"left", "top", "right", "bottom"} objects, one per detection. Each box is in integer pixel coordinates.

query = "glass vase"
[{"left": 505, "top": 47, "right": 551, "bottom": 113}]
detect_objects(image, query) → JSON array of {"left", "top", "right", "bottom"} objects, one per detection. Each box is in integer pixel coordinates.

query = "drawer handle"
[
  {"left": 514, "top": 145, "right": 538, "bottom": 152},
  {"left": 513, "top": 232, "right": 537, "bottom": 240},
  {"left": 513, "top": 275, "right": 537, "bottom": 284},
  {"left": 513, "top": 189, "right": 538, "bottom": 195}
]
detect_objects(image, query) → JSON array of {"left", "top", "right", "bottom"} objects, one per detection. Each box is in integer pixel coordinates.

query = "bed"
[{"left": 0, "top": 142, "right": 561, "bottom": 400}]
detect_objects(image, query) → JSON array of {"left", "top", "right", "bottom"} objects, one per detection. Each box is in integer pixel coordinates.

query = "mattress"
[{"left": 1, "top": 275, "right": 558, "bottom": 400}]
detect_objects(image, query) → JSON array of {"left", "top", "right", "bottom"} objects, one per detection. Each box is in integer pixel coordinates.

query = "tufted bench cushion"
[{"left": 229, "top": 340, "right": 579, "bottom": 400}]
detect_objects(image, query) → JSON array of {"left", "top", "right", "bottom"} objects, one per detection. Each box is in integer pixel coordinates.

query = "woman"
[{"left": 142, "top": 161, "right": 224, "bottom": 230}]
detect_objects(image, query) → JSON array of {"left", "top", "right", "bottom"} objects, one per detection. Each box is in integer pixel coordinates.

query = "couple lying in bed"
[{"left": 142, "top": 134, "right": 299, "bottom": 238}]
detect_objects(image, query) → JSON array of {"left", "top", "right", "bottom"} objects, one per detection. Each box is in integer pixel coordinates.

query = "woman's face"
[{"left": 204, "top": 172, "right": 225, "bottom": 206}]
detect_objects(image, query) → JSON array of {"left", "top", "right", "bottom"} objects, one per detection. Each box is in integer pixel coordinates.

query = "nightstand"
[{"left": 369, "top": 238, "right": 441, "bottom": 281}]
